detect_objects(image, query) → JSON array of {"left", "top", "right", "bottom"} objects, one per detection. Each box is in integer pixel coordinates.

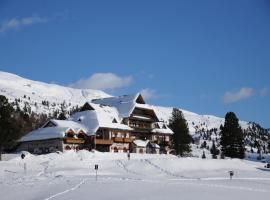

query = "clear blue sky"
[{"left": 0, "top": 0, "right": 269, "bottom": 127}]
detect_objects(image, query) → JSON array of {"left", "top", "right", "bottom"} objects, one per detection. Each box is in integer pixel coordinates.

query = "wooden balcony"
[
  {"left": 64, "top": 137, "right": 85, "bottom": 144},
  {"left": 113, "top": 137, "right": 133, "bottom": 143},
  {"left": 124, "top": 138, "right": 133, "bottom": 143},
  {"left": 95, "top": 139, "right": 113, "bottom": 145}
]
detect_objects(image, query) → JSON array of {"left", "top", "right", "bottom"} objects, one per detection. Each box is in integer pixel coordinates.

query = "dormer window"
[
  {"left": 43, "top": 121, "right": 56, "bottom": 128},
  {"left": 112, "top": 118, "right": 118, "bottom": 123},
  {"left": 77, "top": 132, "right": 85, "bottom": 139},
  {"left": 66, "top": 129, "right": 75, "bottom": 138}
]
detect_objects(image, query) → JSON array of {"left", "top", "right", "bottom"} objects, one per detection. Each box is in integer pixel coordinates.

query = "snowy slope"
[
  {"left": 1, "top": 151, "right": 270, "bottom": 200},
  {"left": 0, "top": 71, "right": 111, "bottom": 114},
  {"left": 0, "top": 71, "right": 258, "bottom": 132},
  {"left": 154, "top": 106, "right": 249, "bottom": 134}
]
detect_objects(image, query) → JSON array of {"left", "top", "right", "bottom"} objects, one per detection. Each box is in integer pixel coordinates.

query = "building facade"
[{"left": 18, "top": 93, "right": 173, "bottom": 154}]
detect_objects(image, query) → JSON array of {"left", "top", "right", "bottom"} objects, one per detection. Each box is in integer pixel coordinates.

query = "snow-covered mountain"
[
  {"left": 1, "top": 71, "right": 269, "bottom": 154},
  {"left": 153, "top": 106, "right": 250, "bottom": 134},
  {"left": 0, "top": 71, "right": 265, "bottom": 132},
  {"left": 0, "top": 71, "right": 111, "bottom": 115}
]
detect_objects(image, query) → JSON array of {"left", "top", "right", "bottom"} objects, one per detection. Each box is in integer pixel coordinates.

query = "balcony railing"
[
  {"left": 95, "top": 139, "right": 113, "bottom": 145},
  {"left": 64, "top": 137, "right": 85, "bottom": 144},
  {"left": 113, "top": 137, "right": 133, "bottom": 143},
  {"left": 130, "top": 124, "right": 152, "bottom": 130}
]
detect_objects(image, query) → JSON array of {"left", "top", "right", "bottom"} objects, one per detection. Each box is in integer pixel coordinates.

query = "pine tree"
[
  {"left": 210, "top": 141, "right": 219, "bottom": 159},
  {"left": 220, "top": 112, "right": 245, "bottom": 159},
  {"left": 58, "top": 112, "right": 67, "bottom": 120},
  {"left": 169, "top": 108, "right": 192, "bottom": 156},
  {"left": 0, "top": 95, "right": 20, "bottom": 160}
]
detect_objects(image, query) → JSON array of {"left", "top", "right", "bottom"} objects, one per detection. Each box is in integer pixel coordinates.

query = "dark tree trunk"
[{"left": 0, "top": 145, "right": 3, "bottom": 161}]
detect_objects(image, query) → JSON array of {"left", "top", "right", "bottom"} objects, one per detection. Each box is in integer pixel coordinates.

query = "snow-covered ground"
[{"left": 1, "top": 151, "right": 270, "bottom": 200}]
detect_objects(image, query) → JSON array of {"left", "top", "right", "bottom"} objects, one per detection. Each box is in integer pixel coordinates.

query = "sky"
[{"left": 0, "top": 0, "right": 270, "bottom": 127}]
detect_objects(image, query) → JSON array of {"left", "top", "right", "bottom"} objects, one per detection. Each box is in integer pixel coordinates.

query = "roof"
[
  {"left": 133, "top": 139, "right": 149, "bottom": 147},
  {"left": 133, "top": 140, "right": 160, "bottom": 149},
  {"left": 70, "top": 103, "right": 132, "bottom": 131},
  {"left": 19, "top": 119, "right": 91, "bottom": 142},
  {"left": 44, "top": 119, "right": 88, "bottom": 132},
  {"left": 91, "top": 93, "right": 160, "bottom": 122},
  {"left": 92, "top": 93, "right": 145, "bottom": 118},
  {"left": 151, "top": 122, "right": 174, "bottom": 135},
  {"left": 19, "top": 127, "right": 68, "bottom": 142}
]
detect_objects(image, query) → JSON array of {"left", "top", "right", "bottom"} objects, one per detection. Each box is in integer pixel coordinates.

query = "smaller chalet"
[
  {"left": 132, "top": 140, "right": 160, "bottom": 154},
  {"left": 17, "top": 120, "right": 91, "bottom": 154}
]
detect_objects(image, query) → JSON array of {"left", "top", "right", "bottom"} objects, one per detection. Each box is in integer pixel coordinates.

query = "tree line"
[
  {"left": 169, "top": 108, "right": 246, "bottom": 159},
  {"left": 0, "top": 94, "right": 264, "bottom": 160}
]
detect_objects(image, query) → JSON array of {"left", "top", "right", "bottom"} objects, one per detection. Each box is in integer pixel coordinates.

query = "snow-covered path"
[{"left": 1, "top": 151, "right": 270, "bottom": 200}]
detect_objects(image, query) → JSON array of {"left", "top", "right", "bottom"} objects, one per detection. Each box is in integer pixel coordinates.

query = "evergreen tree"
[
  {"left": 220, "top": 112, "right": 245, "bottom": 159},
  {"left": 169, "top": 108, "right": 192, "bottom": 156},
  {"left": 58, "top": 112, "right": 67, "bottom": 120},
  {"left": 210, "top": 141, "right": 219, "bottom": 159},
  {"left": 0, "top": 96, "right": 20, "bottom": 160}
]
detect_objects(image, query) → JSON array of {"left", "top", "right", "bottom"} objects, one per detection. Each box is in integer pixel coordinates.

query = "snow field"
[{"left": 1, "top": 151, "right": 270, "bottom": 200}]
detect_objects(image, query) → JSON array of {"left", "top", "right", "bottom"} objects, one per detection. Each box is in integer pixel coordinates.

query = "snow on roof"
[
  {"left": 20, "top": 119, "right": 92, "bottom": 142},
  {"left": 133, "top": 140, "right": 160, "bottom": 148},
  {"left": 92, "top": 93, "right": 145, "bottom": 118},
  {"left": 152, "top": 128, "right": 173, "bottom": 135},
  {"left": 132, "top": 115, "right": 152, "bottom": 121},
  {"left": 70, "top": 103, "right": 132, "bottom": 131},
  {"left": 70, "top": 110, "right": 99, "bottom": 133},
  {"left": 91, "top": 94, "right": 160, "bottom": 123},
  {"left": 48, "top": 119, "right": 88, "bottom": 133},
  {"left": 19, "top": 127, "right": 68, "bottom": 142},
  {"left": 152, "top": 122, "right": 174, "bottom": 135},
  {"left": 133, "top": 139, "right": 149, "bottom": 147}
]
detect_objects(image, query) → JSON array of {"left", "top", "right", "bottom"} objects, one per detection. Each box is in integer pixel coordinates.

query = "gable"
[
  {"left": 43, "top": 121, "right": 56, "bottom": 128},
  {"left": 131, "top": 107, "right": 159, "bottom": 121},
  {"left": 136, "top": 94, "right": 145, "bottom": 104},
  {"left": 80, "top": 103, "right": 95, "bottom": 112}
]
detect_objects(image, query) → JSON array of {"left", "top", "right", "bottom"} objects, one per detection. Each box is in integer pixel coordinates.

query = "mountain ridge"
[{"left": 0, "top": 71, "right": 267, "bottom": 132}]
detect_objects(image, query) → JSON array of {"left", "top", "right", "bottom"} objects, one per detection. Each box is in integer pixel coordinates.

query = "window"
[{"left": 65, "top": 145, "right": 71, "bottom": 150}]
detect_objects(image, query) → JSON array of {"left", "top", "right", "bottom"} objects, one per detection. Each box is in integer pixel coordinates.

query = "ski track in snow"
[
  {"left": 141, "top": 158, "right": 190, "bottom": 179},
  {"left": 116, "top": 160, "right": 141, "bottom": 175},
  {"left": 43, "top": 179, "right": 86, "bottom": 200},
  {"left": 2, "top": 152, "right": 270, "bottom": 200}
]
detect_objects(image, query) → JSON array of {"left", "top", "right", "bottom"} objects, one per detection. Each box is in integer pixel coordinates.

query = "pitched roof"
[
  {"left": 151, "top": 122, "right": 174, "bottom": 135},
  {"left": 44, "top": 119, "right": 88, "bottom": 132},
  {"left": 19, "top": 119, "right": 90, "bottom": 142},
  {"left": 133, "top": 139, "right": 149, "bottom": 147},
  {"left": 69, "top": 103, "right": 132, "bottom": 131},
  {"left": 132, "top": 140, "right": 160, "bottom": 149},
  {"left": 19, "top": 127, "right": 68, "bottom": 142},
  {"left": 91, "top": 93, "right": 143, "bottom": 118},
  {"left": 91, "top": 93, "right": 159, "bottom": 121}
]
